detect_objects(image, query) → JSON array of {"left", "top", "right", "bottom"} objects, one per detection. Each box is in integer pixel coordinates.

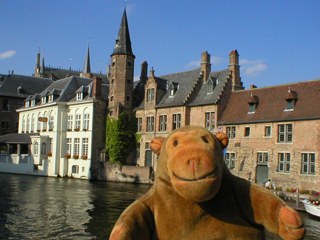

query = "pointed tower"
[
  {"left": 108, "top": 9, "right": 135, "bottom": 118},
  {"left": 40, "top": 56, "right": 45, "bottom": 77},
  {"left": 34, "top": 45, "right": 41, "bottom": 77},
  {"left": 80, "top": 44, "right": 92, "bottom": 78}
]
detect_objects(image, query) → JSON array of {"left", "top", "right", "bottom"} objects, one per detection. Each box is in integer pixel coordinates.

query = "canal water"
[{"left": 0, "top": 173, "right": 319, "bottom": 239}]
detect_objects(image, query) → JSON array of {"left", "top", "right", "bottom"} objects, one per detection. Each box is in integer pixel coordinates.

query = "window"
[
  {"left": 147, "top": 116, "right": 154, "bottom": 132},
  {"left": 49, "top": 95, "right": 54, "bottom": 102},
  {"left": 285, "top": 99, "right": 294, "bottom": 110},
  {"left": 225, "top": 153, "right": 236, "bottom": 169},
  {"left": 257, "top": 152, "right": 268, "bottom": 163},
  {"left": 22, "top": 117, "right": 26, "bottom": 132},
  {"left": 31, "top": 100, "right": 36, "bottom": 106},
  {"left": 264, "top": 126, "right": 271, "bottom": 137},
  {"left": 34, "top": 142, "right": 39, "bottom": 156},
  {"left": 278, "top": 124, "right": 292, "bottom": 143},
  {"left": 75, "top": 114, "right": 81, "bottom": 130},
  {"left": 41, "top": 142, "right": 46, "bottom": 155},
  {"left": 26, "top": 116, "right": 30, "bottom": 132},
  {"left": 135, "top": 143, "right": 140, "bottom": 159},
  {"left": 76, "top": 93, "right": 83, "bottom": 101},
  {"left": 110, "top": 96, "right": 114, "bottom": 101},
  {"left": 126, "top": 95, "right": 130, "bottom": 102},
  {"left": 83, "top": 113, "right": 90, "bottom": 130},
  {"left": 1, "top": 120, "right": 9, "bottom": 129},
  {"left": 278, "top": 153, "right": 290, "bottom": 172},
  {"left": 205, "top": 112, "right": 215, "bottom": 131},
  {"left": 147, "top": 88, "right": 155, "bottom": 102},
  {"left": 74, "top": 138, "right": 80, "bottom": 155},
  {"left": 2, "top": 99, "right": 10, "bottom": 111},
  {"left": 82, "top": 138, "right": 89, "bottom": 156},
  {"left": 41, "top": 97, "right": 46, "bottom": 104},
  {"left": 49, "top": 115, "right": 54, "bottom": 130},
  {"left": 31, "top": 116, "right": 34, "bottom": 132},
  {"left": 42, "top": 119, "right": 47, "bottom": 131},
  {"left": 67, "top": 115, "right": 73, "bottom": 130},
  {"left": 244, "top": 127, "right": 250, "bottom": 137},
  {"left": 66, "top": 138, "right": 72, "bottom": 154},
  {"left": 249, "top": 103, "right": 257, "bottom": 113},
  {"left": 226, "top": 126, "right": 236, "bottom": 139},
  {"left": 173, "top": 113, "right": 181, "bottom": 130},
  {"left": 25, "top": 101, "right": 30, "bottom": 107},
  {"left": 37, "top": 114, "right": 41, "bottom": 131},
  {"left": 72, "top": 165, "right": 79, "bottom": 174},
  {"left": 137, "top": 117, "right": 142, "bottom": 132},
  {"left": 127, "top": 79, "right": 131, "bottom": 84},
  {"left": 301, "top": 153, "right": 315, "bottom": 174},
  {"left": 18, "top": 101, "right": 24, "bottom": 108},
  {"left": 159, "top": 115, "right": 167, "bottom": 132},
  {"left": 49, "top": 138, "right": 53, "bottom": 153}
]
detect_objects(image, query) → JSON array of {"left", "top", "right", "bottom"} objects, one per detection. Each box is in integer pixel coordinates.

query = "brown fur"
[{"left": 110, "top": 126, "right": 305, "bottom": 240}]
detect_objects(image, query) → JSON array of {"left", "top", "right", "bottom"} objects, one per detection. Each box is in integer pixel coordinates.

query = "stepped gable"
[
  {"left": 218, "top": 79, "right": 320, "bottom": 124},
  {"left": 155, "top": 68, "right": 201, "bottom": 108},
  {"left": 188, "top": 69, "right": 230, "bottom": 106},
  {"left": 0, "top": 74, "right": 52, "bottom": 98}
]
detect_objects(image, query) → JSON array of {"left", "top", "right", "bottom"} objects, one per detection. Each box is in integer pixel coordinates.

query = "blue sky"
[{"left": 1, "top": 0, "right": 320, "bottom": 89}]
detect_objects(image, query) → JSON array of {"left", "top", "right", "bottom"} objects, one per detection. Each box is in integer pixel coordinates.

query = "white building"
[{"left": 0, "top": 76, "right": 108, "bottom": 179}]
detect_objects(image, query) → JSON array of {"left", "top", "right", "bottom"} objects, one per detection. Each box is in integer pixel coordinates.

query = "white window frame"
[
  {"left": 173, "top": 113, "right": 181, "bottom": 130},
  {"left": 83, "top": 113, "right": 90, "bottom": 130},
  {"left": 159, "top": 115, "right": 167, "bottom": 132}
]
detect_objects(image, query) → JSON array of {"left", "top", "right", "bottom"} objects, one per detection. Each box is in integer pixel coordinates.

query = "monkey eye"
[
  {"left": 173, "top": 140, "right": 178, "bottom": 146},
  {"left": 202, "top": 136, "right": 209, "bottom": 143}
]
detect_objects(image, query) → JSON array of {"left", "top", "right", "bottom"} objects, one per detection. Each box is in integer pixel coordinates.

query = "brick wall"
[{"left": 225, "top": 119, "right": 320, "bottom": 191}]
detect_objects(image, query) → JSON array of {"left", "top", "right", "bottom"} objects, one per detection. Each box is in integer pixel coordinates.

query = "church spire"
[
  {"left": 83, "top": 43, "right": 91, "bottom": 74},
  {"left": 111, "top": 8, "right": 134, "bottom": 56}
]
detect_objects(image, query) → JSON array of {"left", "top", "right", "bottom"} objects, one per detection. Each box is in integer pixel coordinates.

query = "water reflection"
[{"left": 0, "top": 173, "right": 318, "bottom": 239}]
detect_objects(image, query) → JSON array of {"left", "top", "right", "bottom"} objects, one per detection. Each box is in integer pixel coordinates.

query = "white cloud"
[
  {"left": 240, "top": 59, "right": 267, "bottom": 78},
  {"left": 0, "top": 50, "right": 16, "bottom": 60},
  {"left": 186, "top": 60, "right": 201, "bottom": 68}
]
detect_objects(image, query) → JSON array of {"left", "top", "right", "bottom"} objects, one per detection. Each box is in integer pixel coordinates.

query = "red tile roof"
[{"left": 218, "top": 79, "right": 320, "bottom": 125}]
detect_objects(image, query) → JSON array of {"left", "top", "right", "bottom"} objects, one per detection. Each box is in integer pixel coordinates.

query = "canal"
[{"left": 0, "top": 173, "right": 319, "bottom": 239}]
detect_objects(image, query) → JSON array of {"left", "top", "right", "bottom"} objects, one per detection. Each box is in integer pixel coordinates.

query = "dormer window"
[
  {"left": 41, "top": 97, "right": 46, "bottom": 104},
  {"left": 168, "top": 81, "right": 177, "bottom": 97},
  {"left": 76, "top": 93, "right": 83, "bottom": 101},
  {"left": 25, "top": 101, "right": 30, "bottom": 107},
  {"left": 285, "top": 88, "right": 298, "bottom": 111},
  {"left": 207, "top": 78, "right": 214, "bottom": 93},
  {"left": 31, "top": 100, "right": 36, "bottom": 106},
  {"left": 248, "top": 93, "right": 259, "bottom": 113},
  {"left": 49, "top": 95, "right": 54, "bottom": 102}
]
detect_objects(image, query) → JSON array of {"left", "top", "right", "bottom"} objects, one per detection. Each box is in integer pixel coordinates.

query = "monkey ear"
[
  {"left": 215, "top": 132, "right": 228, "bottom": 150},
  {"left": 150, "top": 137, "right": 166, "bottom": 155}
]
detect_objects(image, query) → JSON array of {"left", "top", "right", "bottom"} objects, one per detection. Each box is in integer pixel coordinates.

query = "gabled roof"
[
  {"left": 218, "top": 79, "right": 320, "bottom": 125},
  {"left": 0, "top": 74, "right": 52, "bottom": 98},
  {"left": 188, "top": 69, "right": 230, "bottom": 106},
  {"left": 155, "top": 68, "right": 202, "bottom": 108}
]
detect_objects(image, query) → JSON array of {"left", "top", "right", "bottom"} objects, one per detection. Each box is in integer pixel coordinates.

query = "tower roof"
[
  {"left": 111, "top": 9, "right": 134, "bottom": 56},
  {"left": 83, "top": 45, "right": 91, "bottom": 74}
]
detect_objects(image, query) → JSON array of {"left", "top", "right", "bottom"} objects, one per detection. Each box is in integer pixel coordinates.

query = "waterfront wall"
[{"left": 103, "top": 162, "right": 152, "bottom": 183}]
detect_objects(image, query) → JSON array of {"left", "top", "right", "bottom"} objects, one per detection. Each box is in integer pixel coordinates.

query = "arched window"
[
  {"left": 31, "top": 114, "right": 35, "bottom": 132},
  {"left": 22, "top": 116, "right": 26, "bottom": 132},
  {"left": 41, "top": 142, "right": 46, "bottom": 155},
  {"left": 34, "top": 142, "right": 39, "bottom": 156},
  {"left": 26, "top": 115, "right": 30, "bottom": 132}
]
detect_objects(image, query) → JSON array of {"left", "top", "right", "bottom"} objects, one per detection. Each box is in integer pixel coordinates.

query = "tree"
[{"left": 105, "top": 112, "right": 137, "bottom": 164}]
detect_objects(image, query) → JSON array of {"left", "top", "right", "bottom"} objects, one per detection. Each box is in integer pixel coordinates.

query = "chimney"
[
  {"left": 93, "top": 77, "right": 102, "bottom": 100},
  {"left": 201, "top": 51, "right": 211, "bottom": 83},
  {"left": 140, "top": 61, "right": 148, "bottom": 85},
  {"left": 250, "top": 84, "right": 257, "bottom": 89},
  {"left": 229, "top": 50, "right": 243, "bottom": 91}
]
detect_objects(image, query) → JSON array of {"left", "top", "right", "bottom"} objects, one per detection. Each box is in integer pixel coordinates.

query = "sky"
[{"left": 1, "top": 0, "right": 320, "bottom": 89}]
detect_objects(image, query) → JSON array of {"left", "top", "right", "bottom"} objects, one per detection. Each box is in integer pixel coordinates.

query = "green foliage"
[{"left": 105, "top": 112, "right": 137, "bottom": 164}]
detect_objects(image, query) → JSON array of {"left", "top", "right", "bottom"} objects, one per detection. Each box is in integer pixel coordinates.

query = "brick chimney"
[
  {"left": 201, "top": 51, "right": 211, "bottom": 83},
  {"left": 229, "top": 50, "right": 243, "bottom": 91},
  {"left": 92, "top": 77, "right": 102, "bottom": 100}
]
